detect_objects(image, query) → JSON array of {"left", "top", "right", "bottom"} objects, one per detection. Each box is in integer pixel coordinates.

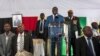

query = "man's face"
[
  {"left": 92, "top": 23, "right": 98, "bottom": 29},
  {"left": 17, "top": 24, "right": 24, "bottom": 33},
  {"left": 68, "top": 10, "right": 73, "bottom": 17},
  {"left": 52, "top": 7, "right": 58, "bottom": 15},
  {"left": 40, "top": 13, "right": 45, "bottom": 20},
  {"left": 83, "top": 26, "right": 93, "bottom": 37},
  {"left": 4, "top": 24, "right": 11, "bottom": 32}
]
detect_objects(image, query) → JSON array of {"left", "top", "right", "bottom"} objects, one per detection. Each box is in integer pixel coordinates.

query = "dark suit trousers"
[
  {"left": 69, "top": 37, "right": 76, "bottom": 56},
  {"left": 51, "top": 37, "right": 62, "bottom": 56}
]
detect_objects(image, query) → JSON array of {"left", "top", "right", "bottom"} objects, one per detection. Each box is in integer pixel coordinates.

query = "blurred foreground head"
[{"left": 83, "top": 26, "right": 93, "bottom": 37}]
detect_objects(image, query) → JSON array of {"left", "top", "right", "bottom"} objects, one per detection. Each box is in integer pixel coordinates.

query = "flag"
[
  {"left": 79, "top": 17, "right": 87, "bottom": 29},
  {"left": 22, "top": 16, "right": 38, "bottom": 31},
  {"left": 61, "top": 36, "right": 66, "bottom": 56},
  {"left": 79, "top": 17, "right": 87, "bottom": 36}
]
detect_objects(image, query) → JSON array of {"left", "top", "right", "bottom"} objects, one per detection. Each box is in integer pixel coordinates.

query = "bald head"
[
  {"left": 52, "top": 7, "right": 58, "bottom": 15},
  {"left": 68, "top": 10, "right": 73, "bottom": 17},
  {"left": 17, "top": 23, "right": 24, "bottom": 33}
]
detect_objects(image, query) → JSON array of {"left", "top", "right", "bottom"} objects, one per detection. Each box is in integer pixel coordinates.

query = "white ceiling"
[{"left": 0, "top": 0, "right": 100, "bottom": 19}]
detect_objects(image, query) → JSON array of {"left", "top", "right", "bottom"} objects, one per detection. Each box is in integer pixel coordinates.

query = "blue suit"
[
  {"left": 45, "top": 14, "right": 64, "bottom": 28},
  {"left": 46, "top": 14, "right": 64, "bottom": 56}
]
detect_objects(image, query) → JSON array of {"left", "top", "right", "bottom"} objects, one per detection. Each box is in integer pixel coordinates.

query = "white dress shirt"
[
  {"left": 84, "top": 36, "right": 96, "bottom": 56},
  {"left": 68, "top": 16, "right": 74, "bottom": 20},
  {"left": 92, "top": 29, "right": 100, "bottom": 37},
  {"left": 5, "top": 33, "right": 9, "bottom": 45},
  {"left": 53, "top": 14, "right": 58, "bottom": 21},
  {"left": 17, "top": 32, "right": 24, "bottom": 51}
]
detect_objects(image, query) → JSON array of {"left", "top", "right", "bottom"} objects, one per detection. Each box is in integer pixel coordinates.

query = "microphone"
[{"left": 55, "top": 16, "right": 58, "bottom": 18}]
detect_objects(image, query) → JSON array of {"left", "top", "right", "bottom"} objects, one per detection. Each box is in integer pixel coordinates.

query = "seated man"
[
  {"left": 75, "top": 26, "right": 100, "bottom": 56},
  {"left": 11, "top": 23, "right": 33, "bottom": 56}
]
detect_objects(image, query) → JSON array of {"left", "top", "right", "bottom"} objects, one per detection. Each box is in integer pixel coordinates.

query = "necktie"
[
  {"left": 20, "top": 34, "right": 24, "bottom": 51},
  {"left": 87, "top": 38, "right": 94, "bottom": 56},
  {"left": 54, "top": 16, "right": 56, "bottom": 21},
  {"left": 69, "top": 17, "right": 71, "bottom": 20},
  {"left": 54, "top": 16, "right": 58, "bottom": 23},
  {"left": 40, "top": 21, "right": 43, "bottom": 31}
]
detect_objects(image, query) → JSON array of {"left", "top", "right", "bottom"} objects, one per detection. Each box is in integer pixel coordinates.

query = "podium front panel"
[{"left": 48, "top": 25, "right": 63, "bottom": 38}]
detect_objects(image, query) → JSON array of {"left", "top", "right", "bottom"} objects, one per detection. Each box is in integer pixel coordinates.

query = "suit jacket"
[
  {"left": 45, "top": 14, "right": 64, "bottom": 28},
  {"left": 0, "top": 32, "right": 15, "bottom": 56},
  {"left": 75, "top": 36, "right": 100, "bottom": 56},
  {"left": 35, "top": 20, "right": 47, "bottom": 39},
  {"left": 65, "top": 16, "right": 81, "bottom": 38},
  {"left": 11, "top": 32, "right": 33, "bottom": 56}
]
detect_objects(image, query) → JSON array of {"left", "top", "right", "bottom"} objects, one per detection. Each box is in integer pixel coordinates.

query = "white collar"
[
  {"left": 40, "top": 19, "right": 44, "bottom": 22},
  {"left": 84, "top": 35, "right": 92, "bottom": 40},
  {"left": 69, "top": 16, "right": 74, "bottom": 19},
  {"left": 5, "top": 31, "right": 11, "bottom": 36},
  {"left": 52, "top": 14, "right": 58, "bottom": 20},
  {"left": 92, "top": 28, "right": 98, "bottom": 31},
  {"left": 53, "top": 14, "right": 58, "bottom": 17},
  {"left": 84, "top": 35, "right": 87, "bottom": 39},
  {"left": 18, "top": 32, "right": 24, "bottom": 36}
]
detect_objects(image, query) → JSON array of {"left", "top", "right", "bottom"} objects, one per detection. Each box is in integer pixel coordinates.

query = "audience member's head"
[
  {"left": 83, "top": 26, "right": 93, "bottom": 38},
  {"left": 68, "top": 10, "right": 73, "bottom": 17},
  {"left": 91, "top": 22, "right": 98, "bottom": 29},
  {"left": 52, "top": 7, "right": 58, "bottom": 15},
  {"left": 17, "top": 23, "right": 24, "bottom": 34},
  {"left": 40, "top": 13, "right": 45, "bottom": 20},
  {"left": 4, "top": 22, "right": 11, "bottom": 32}
]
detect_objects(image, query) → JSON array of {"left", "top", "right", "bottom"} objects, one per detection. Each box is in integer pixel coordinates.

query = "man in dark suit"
[
  {"left": 36, "top": 13, "right": 47, "bottom": 56},
  {"left": 11, "top": 23, "right": 33, "bottom": 56},
  {"left": 75, "top": 26, "right": 100, "bottom": 56},
  {"left": 0, "top": 22, "right": 15, "bottom": 56},
  {"left": 65, "top": 10, "right": 81, "bottom": 56},
  {"left": 46, "top": 7, "right": 64, "bottom": 56},
  {"left": 36, "top": 13, "right": 47, "bottom": 40}
]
